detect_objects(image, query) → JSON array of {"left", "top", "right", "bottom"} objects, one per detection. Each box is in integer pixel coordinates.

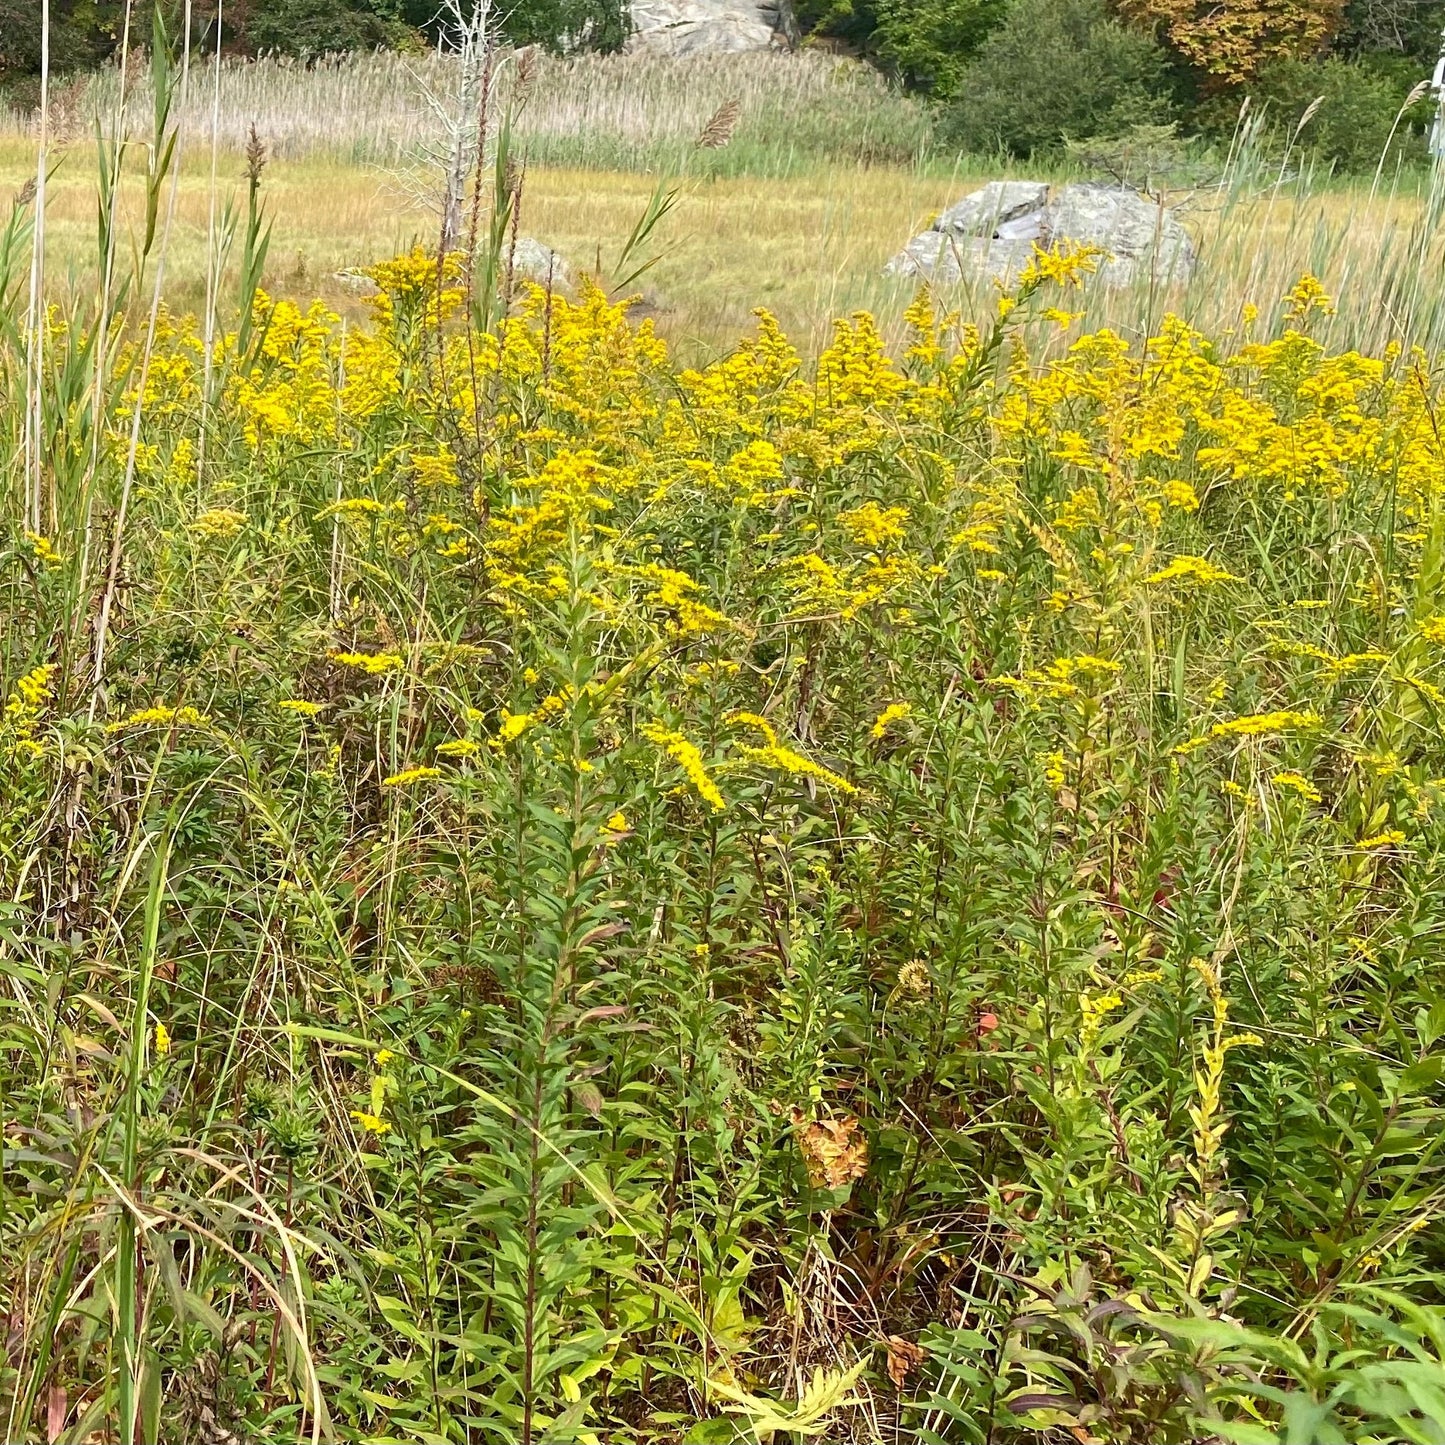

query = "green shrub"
[
  {"left": 492, "top": 0, "right": 629, "bottom": 52},
  {"left": 871, "top": 0, "right": 1008, "bottom": 95},
  {"left": 940, "top": 0, "right": 1175, "bottom": 157},
  {"left": 1233, "top": 55, "right": 1432, "bottom": 173},
  {"left": 1338, "top": 0, "right": 1445, "bottom": 65},
  {"left": 242, "top": 0, "right": 415, "bottom": 58},
  {"left": 0, "top": 0, "right": 115, "bottom": 93}
]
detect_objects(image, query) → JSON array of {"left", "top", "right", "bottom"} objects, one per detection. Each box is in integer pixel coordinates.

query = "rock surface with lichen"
[{"left": 886, "top": 180, "right": 1196, "bottom": 288}]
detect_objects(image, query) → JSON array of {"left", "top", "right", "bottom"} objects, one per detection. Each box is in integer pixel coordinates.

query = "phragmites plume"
[
  {"left": 514, "top": 43, "right": 537, "bottom": 98},
  {"left": 1403, "top": 78, "right": 1432, "bottom": 109},
  {"left": 13, "top": 176, "right": 37, "bottom": 211},
  {"left": 1294, "top": 95, "right": 1324, "bottom": 136},
  {"left": 245, "top": 124, "right": 267, "bottom": 187},
  {"left": 696, "top": 99, "right": 742, "bottom": 150}
]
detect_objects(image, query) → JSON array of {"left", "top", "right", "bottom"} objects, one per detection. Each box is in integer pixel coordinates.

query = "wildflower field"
[{"left": 8, "top": 52, "right": 1445, "bottom": 1445}]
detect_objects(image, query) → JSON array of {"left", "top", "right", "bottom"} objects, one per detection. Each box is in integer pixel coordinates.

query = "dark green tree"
[
  {"left": 941, "top": 0, "right": 1176, "bottom": 156},
  {"left": 872, "top": 0, "right": 1009, "bottom": 94}
]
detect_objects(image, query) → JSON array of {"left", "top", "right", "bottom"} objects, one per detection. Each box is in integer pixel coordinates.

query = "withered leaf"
[
  {"left": 791, "top": 1109, "right": 868, "bottom": 1189},
  {"left": 885, "top": 1334, "right": 928, "bottom": 1388}
]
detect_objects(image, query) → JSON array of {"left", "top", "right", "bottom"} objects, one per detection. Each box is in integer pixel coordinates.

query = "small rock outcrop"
[
  {"left": 509, "top": 238, "right": 570, "bottom": 289},
  {"left": 886, "top": 180, "right": 1196, "bottom": 289},
  {"left": 626, "top": 0, "right": 788, "bottom": 53}
]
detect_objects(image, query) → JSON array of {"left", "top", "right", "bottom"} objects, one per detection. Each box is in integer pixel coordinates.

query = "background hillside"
[{"left": 2, "top": 0, "right": 1444, "bottom": 173}]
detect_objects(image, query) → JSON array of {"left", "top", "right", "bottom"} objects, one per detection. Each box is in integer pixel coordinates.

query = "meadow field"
[
  {"left": 5, "top": 38, "right": 1445, "bottom": 1445},
  {"left": 4, "top": 48, "right": 1445, "bottom": 356}
]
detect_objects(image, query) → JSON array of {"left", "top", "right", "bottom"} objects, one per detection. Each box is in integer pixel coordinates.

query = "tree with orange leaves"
[{"left": 1120, "top": 0, "right": 1346, "bottom": 83}]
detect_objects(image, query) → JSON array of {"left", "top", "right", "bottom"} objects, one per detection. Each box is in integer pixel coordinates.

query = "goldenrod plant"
[{"left": 8, "top": 35, "right": 1445, "bottom": 1435}]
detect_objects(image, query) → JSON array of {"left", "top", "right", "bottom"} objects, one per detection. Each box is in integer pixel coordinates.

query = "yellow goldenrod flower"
[
  {"left": 1146, "top": 555, "right": 1237, "bottom": 586},
  {"left": 276, "top": 699, "right": 325, "bottom": 717},
  {"left": 106, "top": 705, "right": 211, "bottom": 734},
  {"left": 154, "top": 1022, "right": 171, "bottom": 1056},
  {"left": 730, "top": 713, "right": 858, "bottom": 796},
  {"left": 839, "top": 501, "right": 909, "bottom": 551},
  {"left": 871, "top": 702, "right": 912, "bottom": 740},
  {"left": 4, "top": 663, "right": 56, "bottom": 759},
  {"left": 329, "top": 650, "right": 403, "bottom": 674},
  {"left": 350, "top": 1110, "right": 391, "bottom": 1135},
  {"left": 1284, "top": 273, "right": 1335, "bottom": 321},
  {"left": 436, "top": 738, "right": 481, "bottom": 758},
  {"left": 1018, "top": 241, "right": 1101, "bottom": 289},
  {"left": 189, "top": 507, "right": 248, "bottom": 539},
  {"left": 1211, "top": 710, "right": 1320, "bottom": 739},
  {"left": 642, "top": 722, "right": 725, "bottom": 812},
  {"left": 1079, "top": 990, "right": 1123, "bottom": 1052},
  {"left": 1160, "top": 479, "right": 1200, "bottom": 512},
  {"left": 382, "top": 765, "right": 443, "bottom": 788},
  {"left": 1271, "top": 771, "right": 1322, "bottom": 803},
  {"left": 1358, "top": 830, "right": 1406, "bottom": 849},
  {"left": 410, "top": 448, "right": 459, "bottom": 488},
  {"left": 24, "top": 531, "right": 64, "bottom": 567},
  {"left": 492, "top": 709, "right": 535, "bottom": 747}
]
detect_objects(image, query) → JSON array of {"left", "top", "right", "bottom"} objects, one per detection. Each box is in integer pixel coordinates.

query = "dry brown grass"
[
  {"left": 2, "top": 87, "right": 1441, "bottom": 361},
  {"left": 0, "top": 48, "right": 933, "bottom": 174},
  {"left": 0, "top": 138, "right": 977, "bottom": 355}
]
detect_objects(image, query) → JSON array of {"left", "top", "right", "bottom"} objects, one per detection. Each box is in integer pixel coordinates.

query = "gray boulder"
[
  {"left": 626, "top": 0, "right": 786, "bottom": 53},
  {"left": 887, "top": 234, "right": 1039, "bottom": 288},
  {"left": 509, "top": 237, "right": 570, "bottom": 289},
  {"left": 1046, "top": 183, "right": 1194, "bottom": 286},
  {"left": 886, "top": 179, "right": 1196, "bottom": 289},
  {"left": 935, "top": 180, "right": 1049, "bottom": 237}
]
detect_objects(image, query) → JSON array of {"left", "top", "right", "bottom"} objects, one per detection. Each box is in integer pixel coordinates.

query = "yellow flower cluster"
[
  {"left": 1210, "top": 710, "right": 1321, "bottom": 740},
  {"left": 642, "top": 723, "right": 725, "bottom": 812},
  {"left": 190, "top": 507, "right": 249, "bottom": 540},
  {"left": 1147, "top": 555, "right": 1237, "bottom": 586},
  {"left": 382, "top": 765, "right": 443, "bottom": 788},
  {"left": 4, "top": 664, "right": 55, "bottom": 761},
  {"left": 330, "top": 651, "right": 403, "bottom": 675},
  {"left": 871, "top": 702, "right": 912, "bottom": 740},
  {"left": 730, "top": 712, "right": 858, "bottom": 796},
  {"left": 106, "top": 705, "right": 211, "bottom": 734}
]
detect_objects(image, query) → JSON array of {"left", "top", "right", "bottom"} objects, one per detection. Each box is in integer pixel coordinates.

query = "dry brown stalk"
[
  {"left": 245, "top": 122, "right": 267, "bottom": 185},
  {"left": 696, "top": 98, "right": 742, "bottom": 149}
]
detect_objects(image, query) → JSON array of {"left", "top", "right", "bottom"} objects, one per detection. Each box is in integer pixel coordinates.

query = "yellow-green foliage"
[{"left": 7, "top": 240, "right": 1445, "bottom": 1443}]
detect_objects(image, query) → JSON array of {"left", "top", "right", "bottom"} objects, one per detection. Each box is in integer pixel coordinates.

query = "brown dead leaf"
[
  {"left": 45, "top": 1383, "right": 67, "bottom": 1443},
  {"left": 885, "top": 1335, "right": 928, "bottom": 1388},
  {"left": 791, "top": 1109, "right": 868, "bottom": 1189}
]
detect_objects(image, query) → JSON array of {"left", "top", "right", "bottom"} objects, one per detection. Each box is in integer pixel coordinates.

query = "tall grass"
[
  {"left": 7, "top": 47, "right": 1445, "bottom": 354},
  {"left": 1, "top": 48, "right": 936, "bottom": 175}
]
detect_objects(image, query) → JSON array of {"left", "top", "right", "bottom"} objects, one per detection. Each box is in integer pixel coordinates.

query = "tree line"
[{"left": 2, "top": 0, "right": 1443, "bottom": 173}]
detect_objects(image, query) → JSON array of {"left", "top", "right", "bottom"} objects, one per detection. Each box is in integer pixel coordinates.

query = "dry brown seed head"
[
  {"left": 696, "top": 99, "right": 742, "bottom": 150},
  {"left": 245, "top": 124, "right": 267, "bottom": 185}
]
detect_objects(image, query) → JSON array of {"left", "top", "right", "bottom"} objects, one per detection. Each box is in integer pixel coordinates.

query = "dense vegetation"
[
  {"left": 6, "top": 27, "right": 1445, "bottom": 1426},
  {"left": 4, "top": 0, "right": 1443, "bottom": 169}
]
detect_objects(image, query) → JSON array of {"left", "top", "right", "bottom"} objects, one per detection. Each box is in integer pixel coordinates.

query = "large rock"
[
  {"left": 935, "top": 180, "right": 1049, "bottom": 237},
  {"left": 1046, "top": 184, "right": 1194, "bottom": 286},
  {"left": 887, "top": 234, "right": 1040, "bottom": 288},
  {"left": 886, "top": 180, "right": 1196, "bottom": 289},
  {"left": 509, "top": 237, "right": 570, "bottom": 289},
  {"left": 626, "top": 0, "right": 787, "bottom": 53}
]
